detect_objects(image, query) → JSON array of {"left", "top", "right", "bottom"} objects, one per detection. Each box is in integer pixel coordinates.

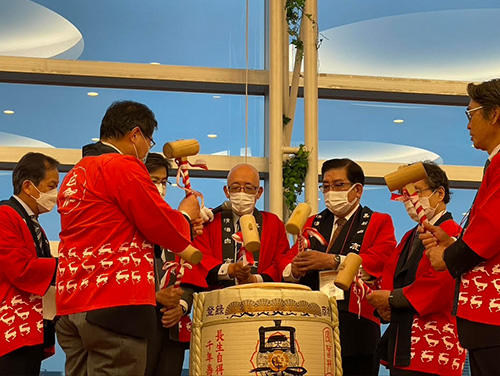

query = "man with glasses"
[
  {"left": 367, "top": 161, "right": 465, "bottom": 376},
  {"left": 421, "top": 79, "right": 500, "bottom": 376},
  {"left": 143, "top": 152, "right": 204, "bottom": 376},
  {"left": 280, "top": 158, "right": 396, "bottom": 376},
  {"left": 185, "top": 163, "right": 289, "bottom": 289},
  {"left": 55, "top": 101, "right": 201, "bottom": 376}
]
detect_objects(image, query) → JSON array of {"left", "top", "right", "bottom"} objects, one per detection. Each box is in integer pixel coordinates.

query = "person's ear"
[
  {"left": 436, "top": 186, "right": 445, "bottom": 202},
  {"left": 129, "top": 126, "right": 141, "bottom": 142},
  {"left": 255, "top": 186, "right": 263, "bottom": 200},
  {"left": 223, "top": 186, "right": 230, "bottom": 199},
  {"left": 355, "top": 183, "right": 363, "bottom": 199},
  {"left": 491, "top": 106, "right": 500, "bottom": 125},
  {"left": 22, "top": 180, "right": 35, "bottom": 197}
]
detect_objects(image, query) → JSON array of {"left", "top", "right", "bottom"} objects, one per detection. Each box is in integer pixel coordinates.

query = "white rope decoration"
[
  {"left": 329, "top": 297, "right": 343, "bottom": 376},
  {"left": 190, "top": 292, "right": 205, "bottom": 376}
]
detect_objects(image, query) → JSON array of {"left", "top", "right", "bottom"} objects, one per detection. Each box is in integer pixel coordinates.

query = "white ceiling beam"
[
  {"left": 0, "top": 146, "right": 482, "bottom": 188},
  {"left": 0, "top": 56, "right": 469, "bottom": 104},
  {"left": 0, "top": 56, "right": 269, "bottom": 95}
]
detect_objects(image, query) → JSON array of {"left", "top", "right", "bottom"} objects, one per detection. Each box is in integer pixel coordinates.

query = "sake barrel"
[{"left": 190, "top": 282, "right": 341, "bottom": 376}]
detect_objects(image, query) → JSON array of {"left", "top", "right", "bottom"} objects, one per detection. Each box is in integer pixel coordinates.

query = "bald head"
[
  {"left": 224, "top": 163, "right": 263, "bottom": 202},
  {"left": 227, "top": 163, "right": 260, "bottom": 187}
]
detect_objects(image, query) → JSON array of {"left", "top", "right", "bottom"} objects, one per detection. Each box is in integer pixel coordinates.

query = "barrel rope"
[
  {"left": 190, "top": 292, "right": 205, "bottom": 376},
  {"left": 329, "top": 297, "right": 343, "bottom": 376}
]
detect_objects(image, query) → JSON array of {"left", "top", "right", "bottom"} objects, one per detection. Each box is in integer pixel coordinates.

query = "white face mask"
[
  {"left": 403, "top": 200, "right": 420, "bottom": 222},
  {"left": 155, "top": 183, "right": 166, "bottom": 198},
  {"left": 404, "top": 190, "right": 438, "bottom": 222},
  {"left": 324, "top": 184, "right": 359, "bottom": 217},
  {"left": 229, "top": 192, "right": 256, "bottom": 216},
  {"left": 29, "top": 182, "right": 58, "bottom": 214}
]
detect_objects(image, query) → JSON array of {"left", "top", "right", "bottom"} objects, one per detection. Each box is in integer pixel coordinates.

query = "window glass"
[
  {"left": 290, "top": 99, "right": 484, "bottom": 167},
  {"left": 0, "top": 83, "right": 265, "bottom": 157},
  {"left": 317, "top": 0, "right": 500, "bottom": 81},
  {"left": 3, "top": 0, "right": 264, "bottom": 69}
]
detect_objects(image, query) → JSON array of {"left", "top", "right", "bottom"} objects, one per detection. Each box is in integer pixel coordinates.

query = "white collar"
[
  {"left": 100, "top": 141, "right": 123, "bottom": 154},
  {"left": 13, "top": 195, "right": 35, "bottom": 217},
  {"left": 428, "top": 209, "right": 446, "bottom": 226},
  {"left": 489, "top": 143, "right": 500, "bottom": 161}
]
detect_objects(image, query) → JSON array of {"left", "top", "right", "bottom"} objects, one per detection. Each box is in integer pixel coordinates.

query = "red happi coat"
[
  {"left": 458, "top": 154, "right": 500, "bottom": 325},
  {"left": 183, "top": 211, "right": 290, "bottom": 288},
  {"left": 57, "top": 154, "right": 192, "bottom": 315},
  {"left": 0, "top": 206, "right": 56, "bottom": 357},
  {"left": 279, "top": 209, "right": 396, "bottom": 323},
  {"left": 381, "top": 218, "right": 466, "bottom": 375}
]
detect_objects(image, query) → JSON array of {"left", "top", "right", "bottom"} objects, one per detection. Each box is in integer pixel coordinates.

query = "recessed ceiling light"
[
  {"left": 212, "top": 95, "right": 221, "bottom": 99},
  {"left": 91, "top": 138, "right": 100, "bottom": 142},
  {"left": 150, "top": 62, "right": 161, "bottom": 65},
  {"left": 393, "top": 119, "right": 404, "bottom": 124},
  {"left": 3, "top": 110, "right": 14, "bottom": 115},
  {"left": 207, "top": 134, "right": 218, "bottom": 138},
  {"left": 87, "top": 92, "right": 99, "bottom": 97}
]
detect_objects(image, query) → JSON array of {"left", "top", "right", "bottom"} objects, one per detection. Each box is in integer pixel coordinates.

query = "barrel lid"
[{"left": 226, "top": 282, "right": 311, "bottom": 291}]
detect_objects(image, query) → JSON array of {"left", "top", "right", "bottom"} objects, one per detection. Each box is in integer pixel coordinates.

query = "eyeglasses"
[
  {"left": 319, "top": 182, "right": 352, "bottom": 193},
  {"left": 144, "top": 134, "right": 156, "bottom": 149},
  {"left": 465, "top": 106, "right": 483, "bottom": 121},
  {"left": 228, "top": 184, "right": 259, "bottom": 194},
  {"left": 151, "top": 178, "right": 171, "bottom": 187},
  {"left": 399, "top": 187, "right": 437, "bottom": 196},
  {"left": 414, "top": 187, "right": 432, "bottom": 196},
  {"left": 137, "top": 127, "right": 156, "bottom": 148}
]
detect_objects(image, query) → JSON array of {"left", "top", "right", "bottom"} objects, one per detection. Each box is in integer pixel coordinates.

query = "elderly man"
[
  {"left": 421, "top": 79, "right": 500, "bottom": 376},
  {"left": 0, "top": 152, "right": 59, "bottom": 376},
  {"left": 280, "top": 158, "right": 396, "bottom": 376},
  {"left": 367, "top": 161, "right": 466, "bottom": 376},
  {"left": 184, "top": 163, "right": 289, "bottom": 289}
]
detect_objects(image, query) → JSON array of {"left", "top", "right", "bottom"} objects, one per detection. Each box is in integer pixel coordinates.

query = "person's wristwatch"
[
  {"left": 180, "top": 304, "right": 188, "bottom": 315},
  {"left": 388, "top": 292, "right": 395, "bottom": 308},
  {"left": 333, "top": 254, "right": 341, "bottom": 267}
]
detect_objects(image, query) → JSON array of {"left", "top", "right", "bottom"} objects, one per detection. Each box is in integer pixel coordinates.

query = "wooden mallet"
[
  {"left": 163, "top": 139, "right": 201, "bottom": 192},
  {"left": 286, "top": 202, "right": 312, "bottom": 236},
  {"left": 239, "top": 214, "right": 261, "bottom": 253},
  {"left": 235, "top": 214, "right": 260, "bottom": 266},
  {"left": 384, "top": 162, "right": 429, "bottom": 225},
  {"left": 162, "top": 139, "right": 205, "bottom": 265},
  {"left": 286, "top": 203, "right": 312, "bottom": 253}
]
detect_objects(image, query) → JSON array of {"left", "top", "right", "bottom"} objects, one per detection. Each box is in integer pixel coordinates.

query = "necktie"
[
  {"left": 234, "top": 219, "right": 241, "bottom": 261},
  {"left": 326, "top": 217, "right": 347, "bottom": 254},
  {"left": 30, "top": 215, "right": 44, "bottom": 250},
  {"left": 483, "top": 158, "right": 491, "bottom": 177}
]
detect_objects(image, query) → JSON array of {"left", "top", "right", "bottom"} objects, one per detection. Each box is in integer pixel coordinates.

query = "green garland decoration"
[
  {"left": 285, "top": 0, "right": 308, "bottom": 58},
  {"left": 283, "top": 144, "right": 310, "bottom": 213}
]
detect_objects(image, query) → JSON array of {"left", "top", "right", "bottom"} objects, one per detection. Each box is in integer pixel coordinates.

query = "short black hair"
[
  {"left": 321, "top": 158, "right": 365, "bottom": 185},
  {"left": 12, "top": 152, "right": 59, "bottom": 195},
  {"left": 100, "top": 100, "right": 158, "bottom": 140},
  {"left": 145, "top": 153, "right": 170, "bottom": 175},
  {"left": 467, "top": 79, "right": 500, "bottom": 119},
  {"left": 420, "top": 161, "right": 451, "bottom": 204}
]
